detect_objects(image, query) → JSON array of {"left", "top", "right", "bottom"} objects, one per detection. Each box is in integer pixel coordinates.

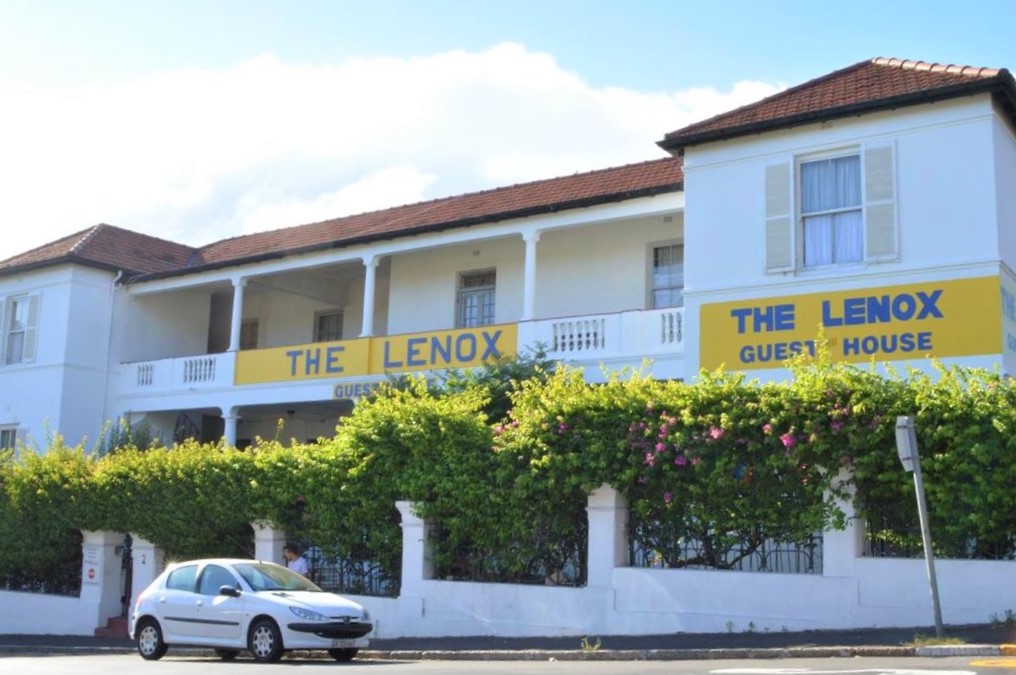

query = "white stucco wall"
[
  {"left": 120, "top": 286, "right": 213, "bottom": 362},
  {"left": 683, "top": 96, "right": 1005, "bottom": 378},
  {"left": 992, "top": 111, "right": 1016, "bottom": 272}
]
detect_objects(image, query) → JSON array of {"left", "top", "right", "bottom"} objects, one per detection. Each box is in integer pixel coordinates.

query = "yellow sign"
[
  {"left": 700, "top": 276, "right": 1001, "bottom": 371},
  {"left": 235, "top": 323, "right": 518, "bottom": 385}
]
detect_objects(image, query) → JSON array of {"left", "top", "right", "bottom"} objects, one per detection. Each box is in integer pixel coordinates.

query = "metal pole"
[{"left": 911, "top": 455, "right": 944, "bottom": 637}]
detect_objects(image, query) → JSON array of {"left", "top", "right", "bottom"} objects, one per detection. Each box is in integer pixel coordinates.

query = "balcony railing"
[
  {"left": 119, "top": 308, "right": 684, "bottom": 398},
  {"left": 123, "top": 352, "right": 236, "bottom": 396}
]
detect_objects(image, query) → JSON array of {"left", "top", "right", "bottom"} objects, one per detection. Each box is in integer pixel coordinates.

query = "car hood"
[{"left": 261, "top": 590, "right": 365, "bottom": 616}]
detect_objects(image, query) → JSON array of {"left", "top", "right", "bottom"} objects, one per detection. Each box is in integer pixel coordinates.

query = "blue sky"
[{"left": 2, "top": 0, "right": 1016, "bottom": 254}]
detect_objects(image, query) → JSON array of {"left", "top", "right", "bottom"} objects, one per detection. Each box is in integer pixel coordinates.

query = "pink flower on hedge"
[
  {"left": 674, "top": 454, "right": 688, "bottom": 466},
  {"left": 831, "top": 421, "right": 844, "bottom": 433},
  {"left": 655, "top": 442, "right": 666, "bottom": 453},
  {"left": 708, "top": 426, "right": 724, "bottom": 440},
  {"left": 762, "top": 423, "right": 773, "bottom": 434},
  {"left": 780, "top": 432, "right": 796, "bottom": 448},
  {"left": 663, "top": 491, "right": 673, "bottom": 504},
  {"left": 644, "top": 453, "right": 656, "bottom": 467},
  {"left": 494, "top": 425, "right": 505, "bottom": 435}
]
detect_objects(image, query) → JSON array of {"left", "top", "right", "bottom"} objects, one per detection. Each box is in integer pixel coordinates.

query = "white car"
[{"left": 130, "top": 558, "right": 372, "bottom": 662}]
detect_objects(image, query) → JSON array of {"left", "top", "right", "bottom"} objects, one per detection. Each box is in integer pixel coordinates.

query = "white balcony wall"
[
  {"left": 536, "top": 215, "right": 682, "bottom": 318},
  {"left": 685, "top": 97, "right": 999, "bottom": 297},
  {"left": 993, "top": 111, "right": 1016, "bottom": 270},
  {"left": 0, "top": 266, "right": 116, "bottom": 449},
  {"left": 387, "top": 238, "right": 524, "bottom": 334},
  {"left": 119, "top": 287, "right": 214, "bottom": 363}
]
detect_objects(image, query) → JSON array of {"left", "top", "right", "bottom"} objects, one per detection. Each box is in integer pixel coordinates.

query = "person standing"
[{"left": 283, "top": 543, "right": 309, "bottom": 576}]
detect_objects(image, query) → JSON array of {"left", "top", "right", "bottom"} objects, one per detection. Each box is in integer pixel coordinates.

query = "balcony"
[{"left": 118, "top": 308, "right": 684, "bottom": 400}]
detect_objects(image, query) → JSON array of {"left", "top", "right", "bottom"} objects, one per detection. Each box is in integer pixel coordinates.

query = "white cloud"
[{"left": 0, "top": 43, "right": 780, "bottom": 256}]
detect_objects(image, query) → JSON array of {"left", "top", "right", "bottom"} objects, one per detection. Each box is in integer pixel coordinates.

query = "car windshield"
[{"left": 233, "top": 563, "right": 323, "bottom": 592}]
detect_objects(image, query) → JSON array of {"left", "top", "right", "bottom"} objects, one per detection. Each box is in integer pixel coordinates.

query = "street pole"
[{"left": 895, "top": 416, "right": 944, "bottom": 638}]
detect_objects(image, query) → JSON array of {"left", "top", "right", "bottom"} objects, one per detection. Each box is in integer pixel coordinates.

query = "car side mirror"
[{"left": 219, "top": 585, "right": 241, "bottom": 598}]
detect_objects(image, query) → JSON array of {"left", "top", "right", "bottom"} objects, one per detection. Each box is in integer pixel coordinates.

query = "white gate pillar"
[
  {"left": 586, "top": 484, "right": 628, "bottom": 588},
  {"left": 254, "top": 522, "right": 288, "bottom": 565},
  {"left": 80, "top": 530, "right": 124, "bottom": 629},
  {"left": 130, "top": 535, "right": 165, "bottom": 610},
  {"left": 396, "top": 501, "right": 433, "bottom": 594}
]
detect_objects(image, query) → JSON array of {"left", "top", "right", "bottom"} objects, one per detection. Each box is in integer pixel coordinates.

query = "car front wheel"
[
  {"left": 136, "top": 618, "right": 167, "bottom": 660},
  {"left": 328, "top": 648, "right": 359, "bottom": 661},
  {"left": 248, "top": 618, "right": 284, "bottom": 662}
]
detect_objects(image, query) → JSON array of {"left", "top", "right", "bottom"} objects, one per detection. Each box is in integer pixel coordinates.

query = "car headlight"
[{"left": 289, "top": 606, "right": 330, "bottom": 622}]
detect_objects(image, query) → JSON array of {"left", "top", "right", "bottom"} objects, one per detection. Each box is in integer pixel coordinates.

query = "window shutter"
[
  {"left": 864, "top": 143, "right": 897, "bottom": 261},
  {"left": 0, "top": 298, "right": 7, "bottom": 365},
  {"left": 765, "top": 162, "right": 794, "bottom": 272},
  {"left": 22, "top": 294, "right": 40, "bottom": 363}
]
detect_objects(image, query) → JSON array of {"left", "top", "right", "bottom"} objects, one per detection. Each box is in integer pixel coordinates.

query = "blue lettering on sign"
[
  {"left": 822, "top": 290, "right": 943, "bottom": 327},
  {"left": 738, "top": 340, "right": 816, "bottom": 364},
  {"left": 325, "top": 346, "right": 345, "bottom": 373},
  {"left": 381, "top": 330, "right": 504, "bottom": 370},
  {"left": 1002, "top": 286, "right": 1016, "bottom": 322},
  {"left": 406, "top": 337, "right": 427, "bottom": 366},
  {"left": 841, "top": 331, "right": 933, "bottom": 356},
  {"left": 334, "top": 381, "right": 382, "bottom": 399},
  {"left": 730, "top": 304, "right": 795, "bottom": 334},
  {"left": 285, "top": 347, "right": 348, "bottom": 376},
  {"left": 383, "top": 342, "right": 403, "bottom": 368}
]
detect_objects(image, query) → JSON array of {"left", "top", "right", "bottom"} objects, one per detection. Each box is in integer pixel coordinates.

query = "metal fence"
[
  {"left": 303, "top": 546, "right": 400, "bottom": 598},
  {"left": 629, "top": 522, "right": 823, "bottom": 574}
]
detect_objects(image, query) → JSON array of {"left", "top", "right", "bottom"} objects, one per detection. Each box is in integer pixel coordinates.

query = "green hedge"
[{"left": 4, "top": 357, "right": 1016, "bottom": 586}]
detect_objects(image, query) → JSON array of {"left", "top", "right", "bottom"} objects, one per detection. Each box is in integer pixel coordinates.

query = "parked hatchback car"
[{"left": 130, "top": 558, "right": 372, "bottom": 662}]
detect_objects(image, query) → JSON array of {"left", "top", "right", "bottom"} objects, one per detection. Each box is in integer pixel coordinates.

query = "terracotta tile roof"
[
  {"left": 0, "top": 224, "right": 197, "bottom": 277},
  {"left": 187, "top": 156, "right": 682, "bottom": 273},
  {"left": 660, "top": 58, "right": 1016, "bottom": 152}
]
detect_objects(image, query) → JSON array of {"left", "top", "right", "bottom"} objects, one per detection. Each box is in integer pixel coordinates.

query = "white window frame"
[
  {"left": 0, "top": 425, "right": 17, "bottom": 450},
  {"left": 797, "top": 151, "right": 863, "bottom": 269},
  {"left": 1, "top": 293, "right": 40, "bottom": 366},
  {"left": 314, "top": 309, "right": 344, "bottom": 342},
  {"left": 765, "top": 142, "right": 897, "bottom": 274},
  {"left": 648, "top": 242, "right": 684, "bottom": 309},
  {"left": 456, "top": 269, "right": 496, "bottom": 328}
]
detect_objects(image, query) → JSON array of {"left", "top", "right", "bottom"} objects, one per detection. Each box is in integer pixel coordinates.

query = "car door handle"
[{"left": 195, "top": 600, "right": 203, "bottom": 607}]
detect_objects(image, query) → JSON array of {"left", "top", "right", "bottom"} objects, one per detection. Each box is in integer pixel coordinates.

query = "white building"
[
  {"left": 6, "top": 56, "right": 1016, "bottom": 640},
  {"left": 1, "top": 57, "right": 1014, "bottom": 451}
]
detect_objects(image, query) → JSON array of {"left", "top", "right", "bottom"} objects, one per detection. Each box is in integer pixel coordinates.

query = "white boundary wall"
[{"left": 3, "top": 487, "right": 1015, "bottom": 637}]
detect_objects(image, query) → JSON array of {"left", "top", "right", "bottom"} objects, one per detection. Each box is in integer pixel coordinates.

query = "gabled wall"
[{"left": 683, "top": 96, "right": 1005, "bottom": 378}]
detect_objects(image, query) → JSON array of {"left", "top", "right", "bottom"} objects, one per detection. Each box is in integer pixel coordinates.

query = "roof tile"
[{"left": 660, "top": 58, "right": 1014, "bottom": 151}]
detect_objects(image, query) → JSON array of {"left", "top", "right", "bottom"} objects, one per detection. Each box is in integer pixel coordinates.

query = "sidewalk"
[{"left": 2, "top": 623, "right": 1015, "bottom": 660}]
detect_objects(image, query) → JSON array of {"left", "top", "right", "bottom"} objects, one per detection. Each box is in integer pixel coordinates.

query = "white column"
[
  {"left": 228, "top": 277, "right": 247, "bottom": 352},
  {"left": 253, "top": 522, "right": 288, "bottom": 565},
  {"left": 521, "top": 232, "right": 541, "bottom": 321},
  {"left": 80, "top": 530, "right": 124, "bottom": 630},
  {"left": 360, "top": 255, "right": 378, "bottom": 338},
  {"left": 822, "top": 469, "right": 862, "bottom": 578},
  {"left": 396, "top": 500, "right": 433, "bottom": 595},
  {"left": 130, "top": 535, "right": 165, "bottom": 610},
  {"left": 586, "top": 484, "right": 628, "bottom": 588},
  {"left": 222, "top": 406, "right": 240, "bottom": 447}
]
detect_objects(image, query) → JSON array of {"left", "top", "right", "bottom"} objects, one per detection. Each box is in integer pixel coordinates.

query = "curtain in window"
[{"left": 801, "top": 156, "right": 862, "bottom": 266}]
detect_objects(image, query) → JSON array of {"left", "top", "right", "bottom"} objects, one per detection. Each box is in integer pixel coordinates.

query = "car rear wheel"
[
  {"left": 136, "top": 619, "right": 167, "bottom": 660},
  {"left": 214, "top": 648, "right": 239, "bottom": 660},
  {"left": 248, "top": 618, "right": 284, "bottom": 663},
  {"left": 328, "top": 648, "right": 359, "bottom": 661}
]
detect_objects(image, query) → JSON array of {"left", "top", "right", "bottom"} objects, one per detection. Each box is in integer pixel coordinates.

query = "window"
[
  {"left": 457, "top": 269, "right": 496, "bottom": 328},
  {"left": 166, "top": 565, "right": 198, "bottom": 592},
  {"left": 198, "top": 564, "right": 237, "bottom": 595},
  {"left": 2, "top": 294, "right": 40, "bottom": 365},
  {"left": 0, "top": 426, "right": 16, "bottom": 450},
  {"left": 765, "top": 144, "right": 896, "bottom": 273},
  {"left": 239, "top": 320, "right": 258, "bottom": 350},
  {"left": 800, "top": 155, "right": 862, "bottom": 267},
  {"left": 315, "top": 310, "right": 343, "bottom": 342},
  {"left": 651, "top": 244, "right": 684, "bottom": 308}
]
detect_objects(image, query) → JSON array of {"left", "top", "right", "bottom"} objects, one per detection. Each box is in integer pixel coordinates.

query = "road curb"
[{"left": 0, "top": 643, "right": 1007, "bottom": 661}]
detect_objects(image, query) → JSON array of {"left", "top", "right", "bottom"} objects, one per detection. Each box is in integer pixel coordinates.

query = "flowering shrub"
[{"left": 4, "top": 356, "right": 1016, "bottom": 586}]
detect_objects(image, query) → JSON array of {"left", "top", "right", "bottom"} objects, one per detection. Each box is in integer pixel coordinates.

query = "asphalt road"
[{"left": 4, "top": 654, "right": 1016, "bottom": 675}]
